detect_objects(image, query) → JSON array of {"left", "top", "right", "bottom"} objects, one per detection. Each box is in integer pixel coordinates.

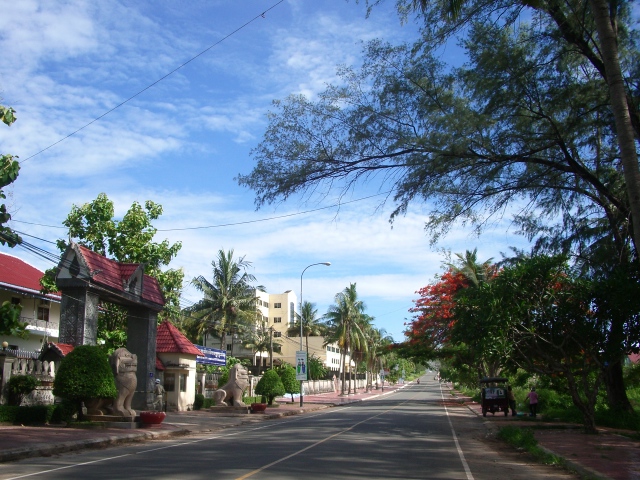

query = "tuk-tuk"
[{"left": 480, "top": 377, "right": 509, "bottom": 417}]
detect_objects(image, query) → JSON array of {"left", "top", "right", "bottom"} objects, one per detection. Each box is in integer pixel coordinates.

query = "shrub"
[
  {"left": 50, "top": 399, "right": 78, "bottom": 424},
  {"left": 203, "top": 398, "right": 215, "bottom": 408},
  {"left": 278, "top": 365, "right": 300, "bottom": 403},
  {"left": 307, "top": 355, "right": 327, "bottom": 380},
  {"left": 194, "top": 393, "right": 204, "bottom": 410},
  {"left": 53, "top": 345, "right": 117, "bottom": 417},
  {"left": 0, "top": 405, "right": 56, "bottom": 424},
  {"left": 255, "top": 369, "right": 285, "bottom": 405},
  {"left": 4, "top": 375, "right": 40, "bottom": 406}
]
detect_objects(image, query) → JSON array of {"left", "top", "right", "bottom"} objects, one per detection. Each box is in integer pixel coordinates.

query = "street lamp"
[{"left": 299, "top": 262, "right": 331, "bottom": 407}]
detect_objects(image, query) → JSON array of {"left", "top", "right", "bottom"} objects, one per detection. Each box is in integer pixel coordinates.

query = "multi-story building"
[
  {"left": 255, "top": 289, "right": 348, "bottom": 374},
  {"left": 0, "top": 253, "right": 61, "bottom": 353}
]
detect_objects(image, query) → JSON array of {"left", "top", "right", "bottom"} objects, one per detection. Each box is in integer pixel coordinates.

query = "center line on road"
[{"left": 234, "top": 401, "right": 409, "bottom": 480}]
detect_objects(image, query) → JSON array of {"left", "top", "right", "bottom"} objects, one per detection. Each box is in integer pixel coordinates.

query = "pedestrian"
[
  {"left": 507, "top": 386, "right": 516, "bottom": 416},
  {"left": 525, "top": 387, "right": 538, "bottom": 417},
  {"left": 154, "top": 378, "right": 165, "bottom": 412}
]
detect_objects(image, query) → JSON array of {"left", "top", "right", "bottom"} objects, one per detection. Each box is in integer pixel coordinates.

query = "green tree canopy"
[{"left": 277, "top": 364, "right": 300, "bottom": 403}]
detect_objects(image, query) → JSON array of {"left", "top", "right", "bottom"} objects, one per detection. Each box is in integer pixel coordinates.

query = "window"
[
  {"left": 274, "top": 302, "right": 282, "bottom": 308},
  {"left": 164, "top": 374, "right": 176, "bottom": 392},
  {"left": 37, "top": 306, "right": 49, "bottom": 322},
  {"left": 273, "top": 317, "right": 282, "bottom": 323},
  {"left": 11, "top": 297, "right": 20, "bottom": 305},
  {"left": 179, "top": 373, "right": 187, "bottom": 392},
  {"left": 226, "top": 343, "right": 232, "bottom": 351},
  {"left": 273, "top": 331, "right": 282, "bottom": 337},
  {"left": 264, "top": 302, "right": 269, "bottom": 307}
]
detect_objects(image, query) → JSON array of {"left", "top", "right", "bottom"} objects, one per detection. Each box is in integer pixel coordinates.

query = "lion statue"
[
  {"left": 108, "top": 347, "right": 138, "bottom": 418},
  {"left": 212, "top": 364, "right": 249, "bottom": 407}
]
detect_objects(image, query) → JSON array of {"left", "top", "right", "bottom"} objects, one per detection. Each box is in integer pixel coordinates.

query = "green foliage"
[
  {"left": 203, "top": 398, "right": 215, "bottom": 408},
  {"left": 277, "top": 365, "right": 300, "bottom": 402},
  {"left": 50, "top": 399, "right": 78, "bottom": 424},
  {"left": 4, "top": 375, "right": 39, "bottom": 406},
  {"left": 624, "top": 362, "right": 640, "bottom": 388},
  {"left": 0, "top": 405, "right": 56, "bottom": 425},
  {"left": 255, "top": 369, "right": 285, "bottom": 405},
  {"left": 186, "top": 249, "right": 262, "bottom": 349},
  {"left": 307, "top": 354, "right": 327, "bottom": 380},
  {"left": 0, "top": 300, "right": 27, "bottom": 338},
  {"left": 193, "top": 393, "right": 205, "bottom": 410},
  {"left": 0, "top": 104, "right": 21, "bottom": 248},
  {"left": 213, "top": 356, "right": 243, "bottom": 387},
  {"left": 53, "top": 345, "right": 117, "bottom": 402}
]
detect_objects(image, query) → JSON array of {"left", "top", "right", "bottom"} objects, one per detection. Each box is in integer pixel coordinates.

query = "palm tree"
[
  {"left": 365, "top": 327, "right": 393, "bottom": 391},
  {"left": 287, "top": 301, "right": 326, "bottom": 356},
  {"left": 324, "top": 283, "right": 367, "bottom": 395},
  {"left": 446, "top": 249, "right": 494, "bottom": 287},
  {"left": 186, "top": 249, "right": 263, "bottom": 350},
  {"left": 243, "top": 325, "right": 281, "bottom": 371}
]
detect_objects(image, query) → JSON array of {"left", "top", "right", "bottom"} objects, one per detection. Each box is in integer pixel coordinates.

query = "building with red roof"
[
  {"left": 156, "top": 321, "right": 203, "bottom": 411},
  {"left": 0, "top": 252, "right": 61, "bottom": 352}
]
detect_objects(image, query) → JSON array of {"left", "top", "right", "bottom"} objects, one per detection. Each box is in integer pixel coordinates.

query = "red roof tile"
[
  {"left": 45, "top": 342, "right": 75, "bottom": 357},
  {"left": 75, "top": 245, "right": 164, "bottom": 307},
  {"left": 156, "top": 321, "right": 203, "bottom": 356},
  {"left": 156, "top": 356, "right": 165, "bottom": 370},
  {"left": 0, "top": 253, "right": 61, "bottom": 300}
]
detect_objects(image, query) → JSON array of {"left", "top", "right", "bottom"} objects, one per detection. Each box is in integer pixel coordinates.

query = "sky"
[{"left": 0, "top": 0, "right": 530, "bottom": 342}]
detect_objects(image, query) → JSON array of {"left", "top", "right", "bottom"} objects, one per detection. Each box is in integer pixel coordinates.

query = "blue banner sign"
[{"left": 195, "top": 345, "right": 226, "bottom": 366}]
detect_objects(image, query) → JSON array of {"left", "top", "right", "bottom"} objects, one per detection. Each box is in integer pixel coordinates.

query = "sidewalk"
[
  {"left": 444, "top": 385, "right": 640, "bottom": 480},
  {"left": 0, "top": 384, "right": 404, "bottom": 464}
]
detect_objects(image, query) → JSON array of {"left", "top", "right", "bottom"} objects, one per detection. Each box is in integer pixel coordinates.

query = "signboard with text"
[
  {"left": 295, "top": 350, "right": 307, "bottom": 381},
  {"left": 195, "top": 345, "right": 226, "bottom": 366}
]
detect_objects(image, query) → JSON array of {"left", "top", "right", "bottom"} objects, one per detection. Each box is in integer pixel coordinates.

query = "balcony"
[{"left": 21, "top": 316, "right": 59, "bottom": 337}]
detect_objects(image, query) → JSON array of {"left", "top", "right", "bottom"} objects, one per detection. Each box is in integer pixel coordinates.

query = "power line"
[
  {"left": 19, "top": 0, "right": 285, "bottom": 165},
  {"left": 10, "top": 190, "right": 393, "bottom": 232}
]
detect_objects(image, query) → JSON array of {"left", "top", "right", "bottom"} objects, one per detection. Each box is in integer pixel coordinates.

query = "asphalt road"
[{"left": 0, "top": 379, "right": 577, "bottom": 480}]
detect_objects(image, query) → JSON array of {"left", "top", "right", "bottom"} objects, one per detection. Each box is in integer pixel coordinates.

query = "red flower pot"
[
  {"left": 139, "top": 411, "right": 166, "bottom": 425},
  {"left": 251, "top": 403, "right": 267, "bottom": 413}
]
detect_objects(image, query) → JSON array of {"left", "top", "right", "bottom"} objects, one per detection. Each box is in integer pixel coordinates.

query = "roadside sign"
[
  {"left": 195, "top": 345, "right": 226, "bottom": 366},
  {"left": 296, "top": 351, "right": 307, "bottom": 381}
]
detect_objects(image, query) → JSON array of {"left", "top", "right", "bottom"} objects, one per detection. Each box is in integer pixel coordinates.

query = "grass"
[{"left": 497, "top": 426, "right": 565, "bottom": 466}]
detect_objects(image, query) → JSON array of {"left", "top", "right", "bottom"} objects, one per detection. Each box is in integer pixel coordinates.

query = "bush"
[
  {"left": 4, "top": 375, "right": 40, "bottom": 406},
  {"left": 194, "top": 393, "right": 204, "bottom": 410},
  {"left": 203, "top": 398, "right": 215, "bottom": 408},
  {"left": 278, "top": 365, "right": 300, "bottom": 403},
  {"left": 255, "top": 369, "right": 285, "bottom": 405},
  {"left": 50, "top": 399, "right": 78, "bottom": 424},
  {"left": 53, "top": 345, "right": 117, "bottom": 413},
  {"left": 0, "top": 405, "right": 56, "bottom": 424}
]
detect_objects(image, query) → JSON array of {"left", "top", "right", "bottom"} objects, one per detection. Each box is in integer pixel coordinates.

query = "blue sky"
[{"left": 0, "top": 0, "right": 528, "bottom": 342}]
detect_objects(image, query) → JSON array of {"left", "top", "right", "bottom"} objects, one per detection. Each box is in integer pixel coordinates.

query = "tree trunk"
[
  {"left": 340, "top": 350, "right": 347, "bottom": 395},
  {"left": 602, "top": 359, "right": 633, "bottom": 412},
  {"left": 589, "top": 0, "right": 640, "bottom": 256}
]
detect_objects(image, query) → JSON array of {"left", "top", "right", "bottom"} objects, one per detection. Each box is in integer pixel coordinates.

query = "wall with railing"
[{"left": 0, "top": 350, "right": 56, "bottom": 406}]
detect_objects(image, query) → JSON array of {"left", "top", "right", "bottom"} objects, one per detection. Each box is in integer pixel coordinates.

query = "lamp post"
[{"left": 299, "top": 262, "right": 331, "bottom": 407}]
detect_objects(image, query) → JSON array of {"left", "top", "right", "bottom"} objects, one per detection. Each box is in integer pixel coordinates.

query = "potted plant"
[
  {"left": 251, "top": 396, "right": 268, "bottom": 413},
  {"left": 139, "top": 410, "right": 166, "bottom": 425}
]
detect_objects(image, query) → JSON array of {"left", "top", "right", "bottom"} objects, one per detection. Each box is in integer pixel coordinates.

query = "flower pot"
[
  {"left": 251, "top": 403, "right": 267, "bottom": 413},
  {"left": 139, "top": 411, "right": 166, "bottom": 425}
]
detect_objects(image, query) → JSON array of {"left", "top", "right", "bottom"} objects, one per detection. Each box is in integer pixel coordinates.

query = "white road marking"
[{"left": 439, "top": 382, "right": 475, "bottom": 480}]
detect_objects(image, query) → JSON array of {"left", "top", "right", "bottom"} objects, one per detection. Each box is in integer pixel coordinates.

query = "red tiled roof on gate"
[
  {"left": 156, "top": 356, "right": 165, "bottom": 370},
  {"left": 75, "top": 244, "right": 164, "bottom": 306},
  {"left": 0, "top": 252, "right": 61, "bottom": 300},
  {"left": 156, "top": 320, "right": 203, "bottom": 356}
]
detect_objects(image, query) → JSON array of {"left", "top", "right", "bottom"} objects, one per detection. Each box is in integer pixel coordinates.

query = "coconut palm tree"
[
  {"left": 186, "top": 249, "right": 263, "bottom": 350},
  {"left": 287, "top": 301, "right": 326, "bottom": 356},
  {"left": 447, "top": 249, "right": 494, "bottom": 287},
  {"left": 365, "top": 326, "right": 393, "bottom": 391},
  {"left": 324, "top": 283, "right": 367, "bottom": 395}
]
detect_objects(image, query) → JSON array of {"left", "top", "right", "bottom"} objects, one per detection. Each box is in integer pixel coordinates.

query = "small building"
[{"left": 156, "top": 320, "right": 203, "bottom": 411}]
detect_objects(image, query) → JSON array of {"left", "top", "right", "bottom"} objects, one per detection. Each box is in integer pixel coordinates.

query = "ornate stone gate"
[{"left": 55, "top": 242, "right": 165, "bottom": 410}]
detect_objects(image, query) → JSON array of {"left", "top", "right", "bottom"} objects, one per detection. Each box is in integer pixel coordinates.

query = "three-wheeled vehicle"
[{"left": 479, "top": 377, "right": 509, "bottom": 417}]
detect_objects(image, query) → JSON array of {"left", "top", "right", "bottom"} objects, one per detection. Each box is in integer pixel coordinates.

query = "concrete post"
[{"left": 127, "top": 307, "right": 158, "bottom": 411}]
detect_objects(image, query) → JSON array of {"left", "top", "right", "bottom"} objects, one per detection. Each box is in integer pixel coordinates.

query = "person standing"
[
  {"left": 507, "top": 386, "right": 516, "bottom": 416},
  {"left": 154, "top": 378, "right": 165, "bottom": 412},
  {"left": 525, "top": 387, "right": 538, "bottom": 417}
]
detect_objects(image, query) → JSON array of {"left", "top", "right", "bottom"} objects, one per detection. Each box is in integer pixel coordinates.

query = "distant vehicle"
[{"left": 480, "top": 377, "right": 509, "bottom": 417}]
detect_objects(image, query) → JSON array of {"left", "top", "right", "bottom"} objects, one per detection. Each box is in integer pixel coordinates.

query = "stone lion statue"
[
  {"left": 108, "top": 347, "right": 138, "bottom": 418},
  {"left": 212, "top": 364, "right": 249, "bottom": 407}
]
